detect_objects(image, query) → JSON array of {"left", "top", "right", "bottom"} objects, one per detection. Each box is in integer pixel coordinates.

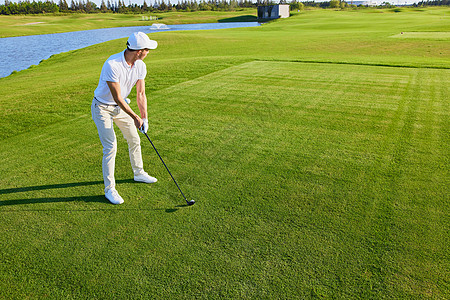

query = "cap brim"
[
  {"left": 146, "top": 40, "right": 158, "bottom": 50},
  {"left": 128, "top": 40, "right": 157, "bottom": 50}
]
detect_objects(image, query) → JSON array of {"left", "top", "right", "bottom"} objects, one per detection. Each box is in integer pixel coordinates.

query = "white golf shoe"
[
  {"left": 105, "top": 188, "right": 124, "bottom": 205},
  {"left": 134, "top": 172, "right": 157, "bottom": 184}
]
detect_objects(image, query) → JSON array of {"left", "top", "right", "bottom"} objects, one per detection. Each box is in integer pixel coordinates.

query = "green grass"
[
  {"left": 0, "top": 9, "right": 257, "bottom": 38},
  {"left": 390, "top": 31, "right": 450, "bottom": 39},
  {"left": 0, "top": 8, "right": 449, "bottom": 299}
]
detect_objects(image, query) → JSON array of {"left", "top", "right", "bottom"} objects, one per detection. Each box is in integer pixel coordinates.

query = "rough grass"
[{"left": 0, "top": 8, "right": 449, "bottom": 299}]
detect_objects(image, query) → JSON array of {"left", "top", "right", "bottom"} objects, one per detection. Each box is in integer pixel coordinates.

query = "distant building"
[{"left": 258, "top": 4, "right": 290, "bottom": 20}]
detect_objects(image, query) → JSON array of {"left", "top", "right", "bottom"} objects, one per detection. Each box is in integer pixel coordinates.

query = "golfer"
[{"left": 91, "top": 32, "right": 158, "bottom": 205}]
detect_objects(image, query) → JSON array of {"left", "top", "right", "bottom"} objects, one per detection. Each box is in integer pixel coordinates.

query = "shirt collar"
[{"left": 122, "top": 50, "right": 133, "bottom": 69}]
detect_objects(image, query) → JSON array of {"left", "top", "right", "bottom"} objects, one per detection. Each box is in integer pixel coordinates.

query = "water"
[
  {"left": 149, "top": 23, "right": 170, "bottom": 30},
  {"left": 0, "top": 22, "right": 259, "bottom": 78}
]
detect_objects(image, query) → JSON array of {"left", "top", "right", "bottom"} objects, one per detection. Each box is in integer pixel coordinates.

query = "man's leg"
[
  {"left": 113, "top": 108, "right": 145, "bottom": 176},
  {"left": 91, "top": 100, "right": 118, "bottom": 192},
  {"left": 114, "top": 109, "right": 157, "bottom": 183}
]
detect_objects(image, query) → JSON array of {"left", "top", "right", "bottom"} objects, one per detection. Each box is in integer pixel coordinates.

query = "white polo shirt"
[{"left": 94, "top": 50, "right": 147, "bottom": 105}]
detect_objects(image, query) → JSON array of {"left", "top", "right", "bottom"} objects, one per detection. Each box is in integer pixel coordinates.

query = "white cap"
[{"left": 127, "top": 32, "right": 157, "bottom": 50}]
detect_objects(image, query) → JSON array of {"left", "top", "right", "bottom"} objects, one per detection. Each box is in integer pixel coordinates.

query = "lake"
[{"left": 0, "top": 22, "right": 259, "bottom": 78}]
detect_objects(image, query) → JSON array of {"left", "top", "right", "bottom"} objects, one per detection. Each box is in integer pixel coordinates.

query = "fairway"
[
  {"left": 1, "top": 60, "right": 448, "bottom": 298},
  {"left": 0, "top": 8, "right": 449, "bottom": 299}
]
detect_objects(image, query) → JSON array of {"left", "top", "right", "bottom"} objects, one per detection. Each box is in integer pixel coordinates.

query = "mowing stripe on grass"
[
  {"left": 1, "top": 60, "right": 448, "bottom": 298},
  {"left": 255, "top": 58, "right": 450, "bottom": 70}
]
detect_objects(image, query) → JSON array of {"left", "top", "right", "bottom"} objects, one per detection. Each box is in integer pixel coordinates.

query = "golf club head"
[{"left": 187, "top": 200, "right": 195, "bottom": 206}]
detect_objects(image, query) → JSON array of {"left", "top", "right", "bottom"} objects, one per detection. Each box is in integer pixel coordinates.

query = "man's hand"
[
  {"left": 139, "top": 118, "right": 148, "bottom": 134},
  {"left": 134, "top": 116, "right": 143, "bottom": 130}
]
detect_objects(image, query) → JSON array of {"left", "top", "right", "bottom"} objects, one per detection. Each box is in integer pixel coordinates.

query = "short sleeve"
[
  {"left": 138, "top": 61, "right": 147, "bottom": 80},
  {"left": 102, "top": 61, "right": 120, "bottom": 83}
]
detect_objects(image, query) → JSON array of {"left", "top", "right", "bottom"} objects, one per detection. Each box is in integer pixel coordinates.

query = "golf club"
[{"left": 142, "top": 131, "right": 195, "bottom": 206}]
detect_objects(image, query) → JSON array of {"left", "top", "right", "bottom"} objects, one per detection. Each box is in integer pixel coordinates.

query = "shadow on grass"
[
  {"left": 0, "top": 180, "right": 190, "bottom": 212},
  {"left": 0, "top": 179, "right": 133, "bottom": 195},
  {"left": 0, "top": 179, "right": 130, "bottom": 207},
  {"left": 0, "top": 195, "right": 107, "bottom": 206},
  {"left": 218, "top": 15, "right": 258, "bottom": 23}
]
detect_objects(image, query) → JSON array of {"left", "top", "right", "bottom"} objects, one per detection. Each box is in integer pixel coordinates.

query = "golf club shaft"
[{"left": 143, "top": 132, "right": 189, "bottom": 203}]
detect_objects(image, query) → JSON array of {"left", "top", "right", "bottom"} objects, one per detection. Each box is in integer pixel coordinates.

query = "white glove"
[{"left": 139, "top": 118, "right": 148, "bottom": 134}]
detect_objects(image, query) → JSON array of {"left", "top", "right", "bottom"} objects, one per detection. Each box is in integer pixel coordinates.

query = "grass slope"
[
  {"left": 0, "top": 10, "right": 257, "bottom": 38},
  {"left": 0, "top": 8, "right": 449, "bottom": 299},
  {"left": 1, "top": 9, "right": 448, "bottom": 140}
]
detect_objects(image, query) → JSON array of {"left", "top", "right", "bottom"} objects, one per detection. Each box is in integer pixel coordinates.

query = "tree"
[
  {"left": 329, "top": 0, "right": 340, "bottom": 8},
  {"left": 85, "top": 0, "right": 93, "bottom": 12},
  {"left": 100, "top": 0, "right": 108, "bottom": 12},
  {"left": 159, "top": 0, "right": 168, "bottom": 10}
]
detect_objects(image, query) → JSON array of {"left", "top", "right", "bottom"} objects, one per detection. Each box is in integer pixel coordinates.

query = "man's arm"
[
  {"left": 107, "top": 81, "right": 143, "bottom": 129},
  {"left": 136, "top": 79, "right": 147, "bottom": 120}
]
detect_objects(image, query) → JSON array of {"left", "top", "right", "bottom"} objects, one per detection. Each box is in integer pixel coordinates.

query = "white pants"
[{"left": 91, "top": 98, "right": 145, "bottom": 193}]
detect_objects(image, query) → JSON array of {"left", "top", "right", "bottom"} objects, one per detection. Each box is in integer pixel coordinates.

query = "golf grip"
[{"left": 143, "top": 132, "right": 188, "bottom": 203}]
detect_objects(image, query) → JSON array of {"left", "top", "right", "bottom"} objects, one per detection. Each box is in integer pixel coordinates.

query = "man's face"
[{"left": 138, "top": 49, "right": 150, "bottom": 60}]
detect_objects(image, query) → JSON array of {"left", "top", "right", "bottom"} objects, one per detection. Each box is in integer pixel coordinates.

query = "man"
[{"left": 91, "top": 32, "right": 158, "bottom": 205}]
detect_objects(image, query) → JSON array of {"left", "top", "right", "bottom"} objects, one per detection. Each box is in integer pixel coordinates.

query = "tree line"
[
  {"left": 0, "top": 0, "right": 257, "bottom": 14},
  {"left": 414, "top": 0, "right": 449, "bottom": 5},
  {"left": 1, "top": 0, "right": 448, "bottom": 15},
  {"left": 292, "top": 0, "right": 448, "bottom": 9}
]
